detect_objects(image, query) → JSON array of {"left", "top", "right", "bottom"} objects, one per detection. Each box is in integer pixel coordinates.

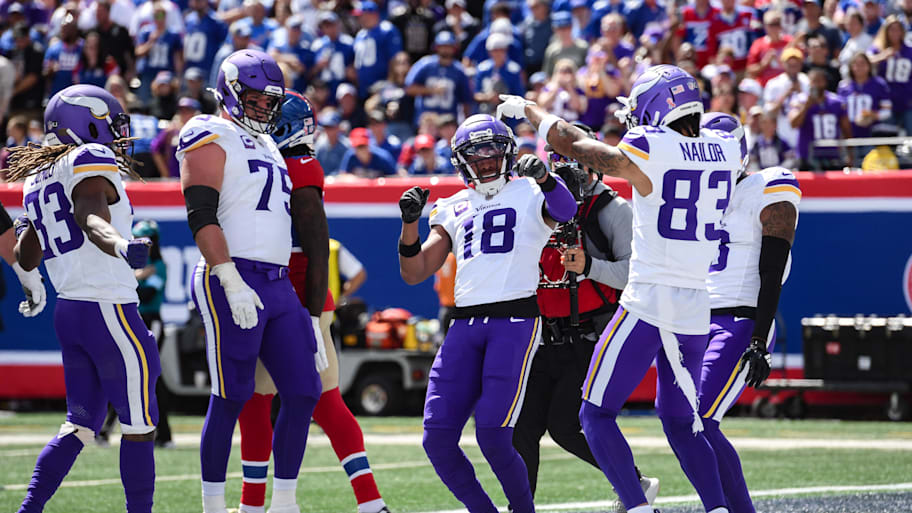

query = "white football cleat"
[{"left": 613, "top": 475, "right": 660, "bottom": 513}]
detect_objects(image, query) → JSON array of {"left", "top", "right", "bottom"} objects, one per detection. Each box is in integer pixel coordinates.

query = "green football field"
[{"left": 1, "top": 413, "right": 911, "bottom": 512}]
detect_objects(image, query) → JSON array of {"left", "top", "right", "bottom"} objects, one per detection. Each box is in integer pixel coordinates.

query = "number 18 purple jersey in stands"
[
  {"left": 791, "top": 91, "right": 846, "bottom": 161},
  {"left": 615, "top": 125, "right": 741, "bottom": 334}
]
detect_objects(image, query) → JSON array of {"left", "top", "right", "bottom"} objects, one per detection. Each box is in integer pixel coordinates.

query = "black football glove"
[
  {"left": 739, "top": 337, "right": 772, "bottom": 388},
  {"left": 514, "top": 154, "right": 548, "bottom": 181},
  {"left": 399, "top": 186, "right": 429, "bottom": 224}
]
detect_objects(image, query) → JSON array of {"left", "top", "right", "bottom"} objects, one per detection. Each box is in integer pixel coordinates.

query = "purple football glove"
[
  {"left": 13, "top": 214, "right": 30, "bottom": 239},
  {"left": 117, "top": 237, "right": 153, "bottom": 269}
]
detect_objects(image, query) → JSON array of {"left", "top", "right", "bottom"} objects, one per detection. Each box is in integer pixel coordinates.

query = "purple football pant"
[
  {"left": 579, "top": 307, "right": 728, "bottom": 512},
  {"left": 699, "top": 315, "right": 776, "bottom": 513},
  {"left": 191, "top": 258, "right": 321, "bottom": 486},
  {"left": 423, "top": 316, "right": 541, "bottom": 513},
  {"left": 19, "top": 299, "right": 159, "bottom": 513}
]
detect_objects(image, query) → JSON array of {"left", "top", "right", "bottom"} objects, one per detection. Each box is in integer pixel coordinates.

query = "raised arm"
[{"left": 398, "top": 187, "right": 452, "bottom": 285}]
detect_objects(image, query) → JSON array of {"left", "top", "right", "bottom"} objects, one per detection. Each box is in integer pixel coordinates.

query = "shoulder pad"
[
  {"left": 177, "top": 115, "right": 231, "bottom": 154},
  {"left": 70, "top": 144, "right": 119, "bottom": 175},
  {"left": 617, "top": 127, "right": 653, "bottom": 161},
  {"left": 760, "top": 166, "right": 802, "bottom": 193}
]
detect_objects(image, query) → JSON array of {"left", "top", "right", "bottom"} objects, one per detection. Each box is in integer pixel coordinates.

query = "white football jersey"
[
  {"left": 708, "top": 167, "right": 801, "bottom": 308},
  {"left": 22, "top": 143, "right": 138, "bottom": 303},
  {"left": 429, "top": 177, "right": 553, "bottom": 307},
  {"left": 176, "top": 115, "right": 292, "bottom": 266},
  {"left": 616, "top": 126, "right": 741, "bottom": 334}
]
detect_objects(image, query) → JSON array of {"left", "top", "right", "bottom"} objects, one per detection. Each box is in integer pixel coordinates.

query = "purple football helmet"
[
  {"left": 616, "top": 65, "right": 703, "bottom": 130},
  {"left": 701, "top": 112, "right": 749, "bottom": 170},
  {"left": 450, "top": 114, "right": 517, "bottom": 197},
  {"left": 214, "top": 49, "right": 285, "bottom": 135},
  {"left": 44, "top": 84, "right": 130, "bottom": 146}
]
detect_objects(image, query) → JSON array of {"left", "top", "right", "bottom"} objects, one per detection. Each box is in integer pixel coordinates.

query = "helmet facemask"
[
  {"left": 238, "top": 88, "right": 284, "bottom": 135},
  {"left": 457, "top": 141, "right": 511, "bottom": 197}
]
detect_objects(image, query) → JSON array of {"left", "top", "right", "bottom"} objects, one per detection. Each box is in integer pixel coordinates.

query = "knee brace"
[{"left": 58, "top": 422, "right": 96, "bottom": 445}]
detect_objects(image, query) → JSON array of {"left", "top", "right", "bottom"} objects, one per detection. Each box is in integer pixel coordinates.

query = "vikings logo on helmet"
[
  {"left": 213, "top": 49, "right": 285, "bottom": 135},
  {"left": 44, "top": 84, "right": 130, "bottom": 147},
  {"left": 701, "top": 112, "right": 749, "bottom": 171},
  {"left": 272, "top": 90, "right": 318, "bottom": 149},
  {"left": 616, "top": 64, "right": 703, "bottom": 130},
  {"left": 450, "top": 114, "right": 517, "bottom": 198}
]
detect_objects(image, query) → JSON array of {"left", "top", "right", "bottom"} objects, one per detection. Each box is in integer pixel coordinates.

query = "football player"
[
  {"left": 700, "top": 112, "right": 800, "bottom": 513},
  {"left": 0, "top": 202, "right": 45, "bottom": 318},
  {"left": 235, "top": 91, "right": 389, "bottom": 513},
  {"left": 499, "top": 64, "right": 742, "bottom": 513},
  {"left": 8, "top": 84, "right": 157, "bottom": 513},
  {"left": 397, "top": 114, "right": 576, "bottom": 512},
  {"left": 177, "top": 50, "right": 323, "bottom": 513}
]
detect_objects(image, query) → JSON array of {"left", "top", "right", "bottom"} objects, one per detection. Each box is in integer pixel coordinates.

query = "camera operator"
[{"left": 513, "top": 123, "right": 659, "bottom": 506}]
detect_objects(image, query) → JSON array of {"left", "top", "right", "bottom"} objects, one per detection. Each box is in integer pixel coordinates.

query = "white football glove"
[
  {"left": 210, "top": 262, "right": 264, "bottom": 330},
  {"left": 12, "top": 262, "right": 46, "bottom": 318},
  {"left": 311, "top": 315, "right": 329, "bottom": 373},
  {"left": 496, "top": 94, "right": 535, "bottom": 120}
]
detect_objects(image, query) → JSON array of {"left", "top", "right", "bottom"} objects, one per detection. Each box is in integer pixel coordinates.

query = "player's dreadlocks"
[{"left": 5, "top": 139, "right": 143, "bottom": 182}]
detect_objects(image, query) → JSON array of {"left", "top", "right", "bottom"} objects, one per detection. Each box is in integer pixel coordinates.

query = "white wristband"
[
  {"left": 114, "top": 238, "right": 129, "bottom": 260},
  {"left": 538, "top": 115, "right": 562, "bottom": 144}
]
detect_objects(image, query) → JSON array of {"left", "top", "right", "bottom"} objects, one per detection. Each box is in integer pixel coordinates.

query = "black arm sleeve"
[
  {"left": 183, "top": 185, "right": 221, "bottom": 236},
  {"left": 752, "top": 235, "right": 792, "bottom": 341},
  {"left": 0, "top": 201, "right": 13, "bottom": 234}
]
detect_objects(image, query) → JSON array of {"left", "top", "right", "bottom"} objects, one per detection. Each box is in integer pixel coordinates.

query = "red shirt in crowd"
[{"left": 747, "top": 34, "right": 793, "bottom": 86}]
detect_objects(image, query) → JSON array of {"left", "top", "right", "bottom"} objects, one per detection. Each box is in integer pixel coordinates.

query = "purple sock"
[
  {"left": 476, "top": 427, "right": 534, "bottom": 513},
  {"left": 704, "top": 419, "right": 754, "bottom": 513},
  {"left": 579, "top": 402, "right": 646, "bottom": 509},
  {"left": 200, "top": 395, "right": 245, "bottom": 483},
  {"left": 120, "top": 439, "right": 155, "bottom": 513},
  {"left": 423, "top": 427, "right": 498, "bottom": 513},
  {"left": 271, "top": 393, "right": 318, "bottom": 479},
  {"left": 661, "top": 415, "right": 728, "bottom": 511},
  {"left": 18, "top": 433, "right": 84, "bottom": 513}
]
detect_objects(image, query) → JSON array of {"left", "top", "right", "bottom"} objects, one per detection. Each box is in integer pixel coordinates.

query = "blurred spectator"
[
  {"left": 0, "top": 115, "right": 33, "bottom": 169},
  {"left": 312, "top": 11, "right": 356, "bottom": 102},
  {"left": 130, "top": 0, "right": 184, "bottom": 42},
  {"left": 598, "top": 14, "right": 635, "bottom": 75},
  {"left": 569, "top": 0, "right": 591, "bottom": 40},
  {"left": 408, "top": 133, "right": 449, "bottom": 174},
  {"left": 542, "top": 11, "right": 587, "bottom": 76},
  {"left": 336, "top": 82, "right": 367, "bottom": 128},
  {"left": 870, "top": 16, "right": 912, "bottom": 134},
  {"left": 390, "top": 0, "right": 436, "bottom": 63},
  {"left": 48, "top": 1, "right": 79, "bottom": 40},
  {"left": 433, "top": 0, "right": 480, "bottom": 56},
  {"left": 109, "top": 74, "right": 162, "bottom": 178},
  {"left": 763, "top": 47, "right": 809, "bottom": 148},
  {"left": 710, "top": 82, "right": 738, "bottom": 116},
  {"left": 233, "top": 0, "right": 279, "bottom": 49},
  {"left": 183, "top": 67, "right": 218, "bottom": 114},
  {"left": 75, "top": 30, "right": 118, "bottom": 88},
  {"left": 0, "top": 55, "right": 15, "bottom": 121},
  {"left": 341, "top": 127, "right": 397, "bottom": 177},
  {"left": 183, "top": 0, "right": 229, "bottom": 79},
  {"left": 354, "top": 1, "right": 403, "bottom": 98},
  {"left": 269, "top": 15, "right": 315, "bottom": 92},
  {"left": 7, "top": 23, "right": 44, "bottom": 114},
  {"left": 366, "top": 51, "right": 414, "bottom": 142},
  {"left": 151, "top": 97, "right": 200, "bottom": 178},
  {"left": 44, "top": 14, "right": 82, "bottom": 97},
  {"left": 397, "top": 111, "right": 438, "bottom": 170},
  {"left": 675, "top": 0, "right": 719, "bottom": 68},
  {"left": 744, "top": 104, "right": 763, "bottom": 148},
  {"left": 517, "top": 137, "right": 537, "bottom": 157},
  {"left": 77, "top": 0, "right": 136, "bottom": 36},
  {"left": 210, "top": 21, "right": 256, "bottom": 87},
  {"left": 135, "top": 4, "right": 184, "bottom": 100},
  {"left": 314, "top": 109, "right": 349, "bottom": 174},
  {"left": 474, "top": 33, "right": 524, "bottom": 114},
  {"left": 0, "top": 4, "right": 42, "bottom": 54},
  {"left": 367, "top": 109, "right": 402, "bottom": 160},
  {"left": 464, "top": 14, "right": 524, "bottom": 68},
  {"left": 434, "top": 114, "right": 458, "bottom": 162},
  {"left": 539, "top": 58, "right": 586, "bottom": 122},
  {"left": 526, "top": 71, "right": 548, "bottom": 101},
  {"left": 804, "top": 35, "right": 841, "bottom": 91},
  {"left": 839, "top": 10, "right": 874, "bottom": 75},
  {"left": 405, "top": 31, "right": 472, "bottom": 122},
  {"left": 838, "top": 52, "right": 892, "bottom": 143},
  {"left": 150, "top": 71, "right": 179, "bottom": 121},
  {"left": 91, "top": 0, "right": 135, "bottom": 80},
  {"left": 577, "top": 46, "right": 622, "bottom": 131},
  {"left": 105, "top": 73, "right": 138, "bottom": 111},
  {"left": 483, "top": 0, "right": 525, "bottom": 26},
  {"left": 748, "top": 10, "right": 794, "bottom": 86},
  {"left": 750, "top": 109, "right": 795, "bottom": 170},
  {"left": 522, "top": 0, "right": 552, "bottom": 74},
  {"left": 624, "top": 0, "right": 668, "bottom": 41},
  {"left": 795, "top": 0, "right": 843, "bottom": 60},
  {"left": 789, "top": 68, "right": 854, "bottom": 170},
  {"left": 737, "top": 78, "right": 762, "bottom": 122},
  {"left": 862, "top": 0, "right": 884, "bottom": 36}
]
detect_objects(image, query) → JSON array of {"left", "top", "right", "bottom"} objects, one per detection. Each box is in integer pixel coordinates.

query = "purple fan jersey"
[
  {"left": 872, "top": 45, "right": 912, "bottom": 112},
  {"left": 837, "top": 76, "right": 891, "bottom": 138},
  {"left": 794, "top": 91, "right": 846, "bottom": 160},
  {"left": 750, "top": 135, "right": 790, "bottom": 168}
]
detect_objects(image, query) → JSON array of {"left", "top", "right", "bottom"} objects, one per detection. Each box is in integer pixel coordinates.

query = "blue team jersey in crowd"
[
  {"left": 475, "top": 59, "right": 524, "bottom": 98},
  {"left": 408, "top": 154, "right": 450, "bottom": 175},
  {"left": 354, "top": 21, "right": 403, "bottom": 98},
  {"left": 131, "top": 113, "right": 162, "bottom": 155},
  {"left": 269, "top": 37, "right": 315, "bottom": 92},
  {"left": 341, "top": 146, "right": 397, "bottom": 177},
  {"left": 43, "top": 40, "right": 82, "bottom": 96},
  {"left": 464, "top": 27, "right": 525, "bottom": 67},
  {"left": 405, "top": 55, "right": 471, "bottom": 122},
  {"left": 183, "top": 11, "right": 228, "bottom": 76},
  {"left": 312, "top": 34, "right": 355, "bottom": 98},
  {"left": 136, "top": 28, "right": 183, "bottom": 75},
  {"left": 231, "top": 17, "right": 280, "bottom": 49}
]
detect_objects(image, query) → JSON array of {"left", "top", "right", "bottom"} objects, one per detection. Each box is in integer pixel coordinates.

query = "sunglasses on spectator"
[{"left": 767, "top": 20, "right": 781, "bottom": 26}]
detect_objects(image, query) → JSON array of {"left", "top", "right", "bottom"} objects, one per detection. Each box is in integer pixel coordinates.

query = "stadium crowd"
[{"left": 1, "top": 0, "right": 912, "bottom": 177}]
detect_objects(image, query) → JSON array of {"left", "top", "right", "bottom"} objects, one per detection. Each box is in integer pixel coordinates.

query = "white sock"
[
  {"left": 271, "top": 477, "right": 297, "bottom": 507},
  {"left": 202, "top": 481, "right": 226, "bottom": 512},
  {"left": 238, "top": 506, "right": 266, "bottom": 513},
  {"left": 357, "top": 498, "right": 386, "bottom": 513},
  {"left": 627, "top": 506, "right": 656, "bottom": 513},
  {"left": 707, "top": 508, "right": 729, "bottom": 513}
]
